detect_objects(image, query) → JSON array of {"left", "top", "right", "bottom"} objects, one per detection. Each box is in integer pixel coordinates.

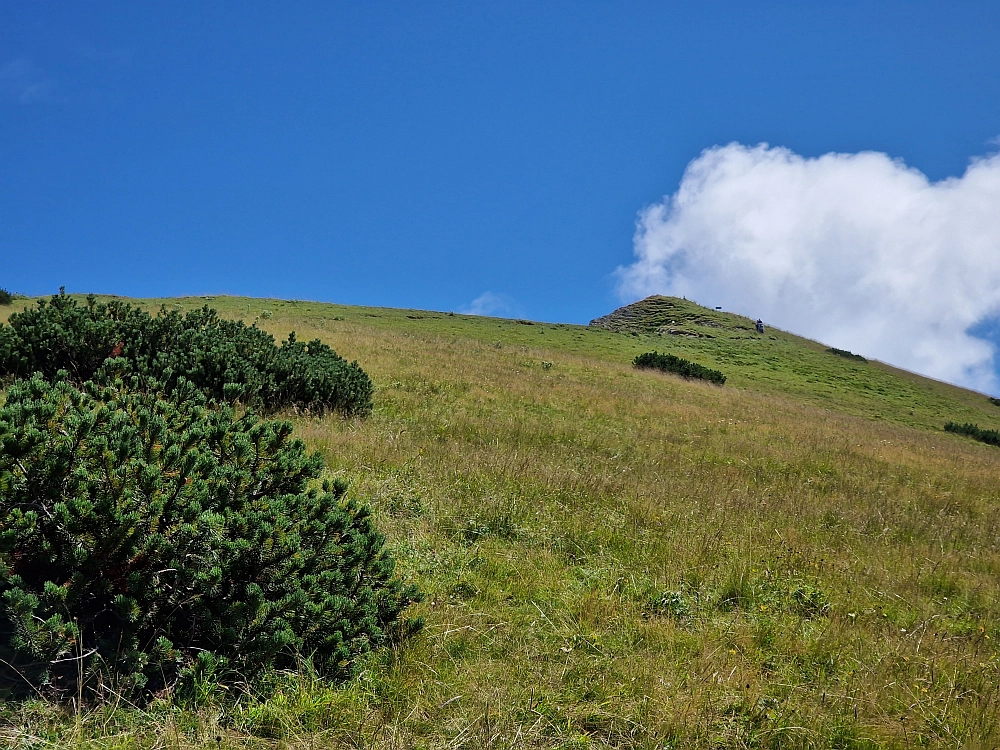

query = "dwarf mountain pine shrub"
[
  {"left": 826, "top": 347, "right": 867, "bottom": 363},
  {"left": 633, "top": 351, "right": 726, "bottom": 385},
  {"left": 0, "top": 288, "right": 13, "bottom": 306},
  {"left": 0, "top": 374, "right": 419, "bottom": 701},
  {"left": 944, "top": 421, "right": 1000, "bottom": 447},
  {"left": 0, "top": 291, "right": 372, "bottom": 415}
]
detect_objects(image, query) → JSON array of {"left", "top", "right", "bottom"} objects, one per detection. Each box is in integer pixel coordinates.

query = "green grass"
[{"left": 3, "top": 294, "right": 1000, "bottom": 748}]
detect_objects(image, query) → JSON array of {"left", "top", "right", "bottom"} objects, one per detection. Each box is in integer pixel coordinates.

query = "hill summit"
[{"left": 589, "top": 294, "right": 756, "bottom": 338}]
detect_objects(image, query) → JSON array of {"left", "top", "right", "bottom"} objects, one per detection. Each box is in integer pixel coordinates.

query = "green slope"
[
  {"left": 25, "top": 291, "right": 988, "bottom": 431},
  {"left": 590, "top": 294, "right": 1000, "bottom": 431},
  {"left": 4, "top": 292, "right": 995, "bottom": 431},
  {"left": 3, "top": 293, "right": 1000, "bottom": 748}
]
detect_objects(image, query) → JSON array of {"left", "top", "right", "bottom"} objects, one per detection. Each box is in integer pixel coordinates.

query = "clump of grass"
[
  {"left": 790, "top": 583, "right": 830, "bottom": 617},
  {"left": 644, "top": 590, "right": 692, "bottom": 620}
]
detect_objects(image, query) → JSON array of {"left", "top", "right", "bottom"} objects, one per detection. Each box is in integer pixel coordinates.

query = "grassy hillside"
[{"left": 3, "top": 294, "right": 1000, "bottom": 748}]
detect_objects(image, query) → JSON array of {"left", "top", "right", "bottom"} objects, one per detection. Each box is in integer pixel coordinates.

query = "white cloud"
[
  {"left": 460, "top": 291, "right": 519, "bottom": 317},
  {"left": 617, "top": 143, "right": 1000, "bottom": 393},
  {"left": 0, "top": 58, "right": 57, "bottom": 103}
]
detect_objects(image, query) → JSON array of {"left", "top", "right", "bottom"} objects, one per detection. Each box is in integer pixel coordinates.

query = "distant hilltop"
[{"left": 590, "top": 295, "right": 756, "bottom": 338}]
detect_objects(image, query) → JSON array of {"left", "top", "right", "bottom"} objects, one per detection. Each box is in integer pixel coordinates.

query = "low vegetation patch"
[
  {"left": 643, "top": 589, "right": 692, "bottom": 621},
  {"left": 0, "top": 288, "right": 13, "bottom": 306},
  {"left": 634, "top": 350, "right": 726, "bottom": 385},
  {"left": 0, "top": 374, "right": 419, "bottom": 702},
  {"left": 0, "top": 290, "right": 373, "bottom": 415},
  {"left": 989, "top": 396, "right": 1000, "bottom": 407},
  {"left": 826, "top": 347, "right": 867, "bottom": 363},
  {"left": 944, "top": 420, "right": 1000, "bottom": 447}
]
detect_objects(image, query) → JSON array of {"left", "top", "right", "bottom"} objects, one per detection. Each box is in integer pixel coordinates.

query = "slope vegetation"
[{"left": 3, "top": 294, "right": 1000, "bottom": 748}]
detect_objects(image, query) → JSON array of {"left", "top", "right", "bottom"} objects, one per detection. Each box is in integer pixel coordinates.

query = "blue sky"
[{"left": 2, "top": 3, "right": 999, "bottom": 345}]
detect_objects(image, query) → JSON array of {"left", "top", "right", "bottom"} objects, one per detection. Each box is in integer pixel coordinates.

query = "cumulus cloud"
[
  {"left": 617, "top": 143, "right": 1000, "bottom": 393},
  {"left": 460, "top": 291, "right": 520, "bottom": 317}
]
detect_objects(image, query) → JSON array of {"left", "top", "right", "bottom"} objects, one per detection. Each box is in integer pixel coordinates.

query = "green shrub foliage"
[
  {"left": 826, "top": 347, "right": 867, "bottom": 363},
  {"left": 0, "top": 374, "right": 420, "bottom": 700},
  {"left": 0, "top": 288, "right": 13, "bottom": 306},
  {"left": 944, "top": 421, "right": 1000, "bottom": 447},
  {"left": 633, "top": 351, "right": 726, "bottom": 385},
  {"left": 0, "top": 292, "right": 372, "bottom": 415},
  {"left": 988, "top": 396, "right": 1000, "bottom": 407}
]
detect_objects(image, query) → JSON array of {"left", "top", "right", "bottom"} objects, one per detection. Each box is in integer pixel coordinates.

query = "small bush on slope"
[
  {"left": 826, "top": 347, "right": 867, "bottom": 363},
  {"left": 0, "top": 288, "right": 13, "bottom": 306},
  {"left": 0, "top": 373, "right": 420, "bottom": 701},
  {"left": 944, "top": 420, "right": 1000, "bottom": 447},
  {"left": 0, "top": 291, "right": 373, "bottom": 415},
  {"left": 633, "top": 350, "right": 726, "bottom": 385}
]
